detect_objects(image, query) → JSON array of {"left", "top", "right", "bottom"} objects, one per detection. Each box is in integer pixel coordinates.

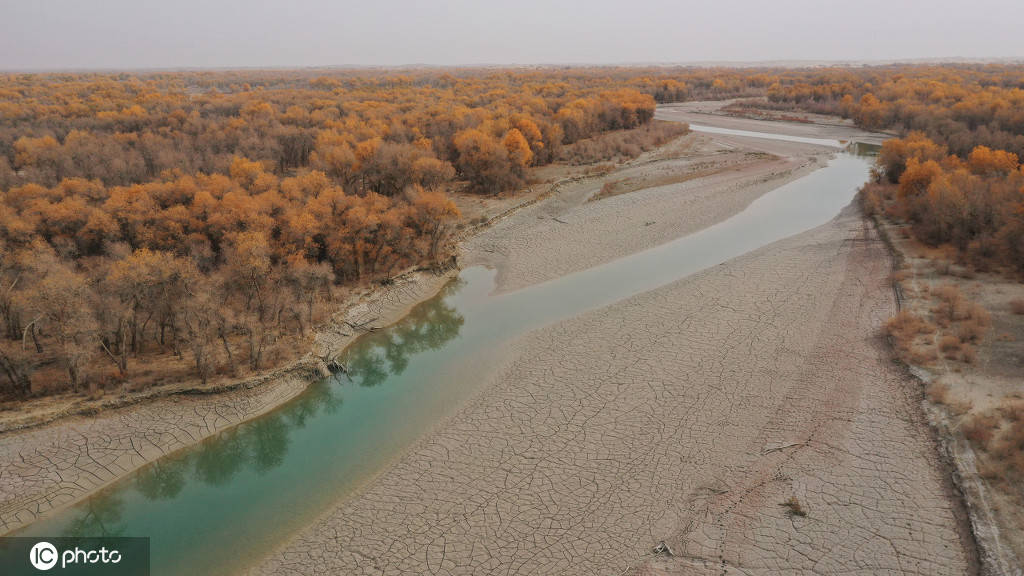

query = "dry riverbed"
[
  {"left": 1, "top": 104, "right": 977, "bottom": 576},
  {"left": 255, "top": 112, "right": 974, "bottom": 574},
  {"left": 259, "top": 209, "right": 973, "bottom": 576}
]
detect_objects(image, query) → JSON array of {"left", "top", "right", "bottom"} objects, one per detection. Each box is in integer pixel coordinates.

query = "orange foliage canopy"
[{"left": 0, "top": 68, "right": 669, "bottom": 396}]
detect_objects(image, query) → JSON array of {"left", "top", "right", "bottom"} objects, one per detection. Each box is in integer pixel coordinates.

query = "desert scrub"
[
  {"left": 970, "top": 399, "right": 1024, "bottom": 491},
  {"left": 781, "top": 496, "right": 807, "bottom": 517},
  {"left": 885, "top": 310, "right": 937, "bottom": 364},
  {"left": 939, "top": 334, "right": 963, "bottom": 358},
  {"left": 558, "top": 121, "right": 689, "bottom": 165},
  {"left": 1010, "top": 298, "right": 1024, "bottom": 315}
]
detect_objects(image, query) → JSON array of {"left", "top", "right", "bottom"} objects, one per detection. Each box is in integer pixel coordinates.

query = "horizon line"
[{"left": 3, "top": 56, "right": 1024, "bottom": 75}]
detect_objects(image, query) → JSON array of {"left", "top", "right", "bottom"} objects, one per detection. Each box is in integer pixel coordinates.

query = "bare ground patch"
[{"left": 461, "top": 131, "right": 833, "bottom": 293}]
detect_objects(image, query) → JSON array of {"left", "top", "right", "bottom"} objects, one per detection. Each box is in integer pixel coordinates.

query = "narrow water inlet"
[{"left": 15, "top": 128, "right": 879, "bottom": 576}]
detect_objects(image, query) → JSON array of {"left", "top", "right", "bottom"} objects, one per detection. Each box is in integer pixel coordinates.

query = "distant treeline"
[
  {"left": 3, "top": 64, "right": 1023, "bottom": 398},
  {"left": 752, "top": 65, "right": 1024, "bottom": 274},
  {"left": 0, "top": 68, "right": 670, "bottom": 398}
]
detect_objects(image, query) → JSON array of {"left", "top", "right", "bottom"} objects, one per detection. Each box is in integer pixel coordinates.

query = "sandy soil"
[
  {"left": 0, "top": 268, "right": 454, "bottom": 534},
  {"left": 258, "top": 205, "right": 971, "bottom": 575}
]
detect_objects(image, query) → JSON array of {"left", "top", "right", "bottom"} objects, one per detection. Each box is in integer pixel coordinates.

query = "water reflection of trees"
[
  {"left": 343, "top": 286, "right": 465, "bottom": 387},
  {"left": 135, "top": 457, "right": 186, "bottom": 501},
  {"left": 62, "top": 376, "right": 343, "bottom": 535},
  {"left": 62, "top": 281, "right": 462, "bottom": 534},
  {"left": 847, "top": 141, "right": 880, "bottom": 157},
  {"left": 63, "top": 491, "right": 127, "bottom": 537}
]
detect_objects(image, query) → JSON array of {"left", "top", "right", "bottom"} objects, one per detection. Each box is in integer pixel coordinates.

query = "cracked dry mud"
[
  {"left": 257, "top": 207, "right": 970, "bottom": 575},
  {"left": 0, "top": 269, "right": 451, "bottom": 534},
  {"left": 0, "top": 375, "right": 307, "bottom": 533}
]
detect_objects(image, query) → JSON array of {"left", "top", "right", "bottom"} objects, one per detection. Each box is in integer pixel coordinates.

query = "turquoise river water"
[{"left": 16, "top": 128, "right": 879, "bottom": 575}]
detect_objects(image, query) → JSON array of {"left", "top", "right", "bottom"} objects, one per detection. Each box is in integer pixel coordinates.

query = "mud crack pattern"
[{"left": 257, "top": 209, "right": 968, "bottom": 575}]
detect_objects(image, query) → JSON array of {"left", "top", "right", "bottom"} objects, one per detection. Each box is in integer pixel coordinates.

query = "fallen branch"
[
  {"left": 762, "top": 441, "right": 807, "bottom": 455},
  {"left": 652, "top": 541, "right": 674, "bottom": 556},
  {"left": 344, "top": 317, "right": 379, "bottom": 332}
]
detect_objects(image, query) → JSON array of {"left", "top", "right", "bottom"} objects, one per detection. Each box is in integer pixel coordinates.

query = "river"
[{"left": 16, "top": 126, "right": 879, "bottom": 575}]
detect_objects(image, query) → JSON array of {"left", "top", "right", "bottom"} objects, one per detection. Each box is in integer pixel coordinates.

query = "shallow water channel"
[{"left": 17, "top": 127, "right": 879, "bottom": 575}]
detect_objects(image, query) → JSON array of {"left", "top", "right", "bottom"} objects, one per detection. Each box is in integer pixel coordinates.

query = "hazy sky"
[{"left": 1, "top": 0, "right": 1022, "bottom": 70}]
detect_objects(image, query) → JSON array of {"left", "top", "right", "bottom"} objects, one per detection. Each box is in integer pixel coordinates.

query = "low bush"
[
  {"left": 781, "top": 496, "right": 807, "bottom": 517},
  {"left": 1010, "top": 299, "right": 1024, "bottom": 315},
  {"left": 939, "top": 334, "right": 962, "bottom": 357},
  {"left": 963, "top": 412, "right": 1000, "bottom": 449},
  {"left": 926, "top": 382, "right": 952, "bottom": 405},
  {"left": 885, "top": 311, "right": 936, "bottom": 362},
  {"left": 558, "top": 121, "right": 688, "bottom": 165}
]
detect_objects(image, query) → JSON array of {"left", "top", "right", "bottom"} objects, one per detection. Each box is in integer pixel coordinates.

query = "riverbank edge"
[
  {"left": 0, "top": 165, "right": 613, "bottom": 437},
  {"left": 0, "top": 265, "right": 453, "bottom": 436},
  {"left": 865, "top": 206, "right": 1008, "bottom": 576},
  {"left": 0, "top": 118, "right": 855, "bottom": 540},
  {"left": 0, "top": 149, "right": 664, "bottom": 536},
  {"left": 660, "top": 98, "right": 902, "bottom": 139},
  {"left": 0, "top": 265, "right": 460, "bottom": 535}
]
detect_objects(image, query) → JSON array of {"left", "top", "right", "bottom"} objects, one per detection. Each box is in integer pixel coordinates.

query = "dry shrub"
[
  {"left": 885, "top": 311, "right": 936, "bottom": 363},
  {"left": 858, "top": 182, "right": 884, "bottom": 217},
  {"left": 583, "top": 163, "right": 615, "bottom": 176},
  {"left": 598, "top": 180, "right": 619, "bottom": 197},
  {"left": 974, "top": 400, "right": 1024, "bottom": 487},
  {"left": 988, "top": 418, "right": 1024, "bottom": 486},
  {"left": 963, "top": 412, "right": 1001, "bottom": 450},
  {"left": 939, "top": 334, "right": 962, "bottom": 357},
  {"left": 559, "top": 121, "right": 688, "bottom": 165},
  {"left": 907, "top": 345, "right": 938, "bottom": 365},
  {"left": 959, "top": 345, "right": 978, "bottom": 364},
  {"left": 931, "top": 285, "right": 990, "bottom": 342},
  {"left": 958, "top": 307, "right": 991, "bottom": 343},
  {"left": 926, "top": 381, "right": 952, "bottom": 405},
  {"left": 781, "top": 496, "right": 807, "bottom": 517},
  {"left": 886, "top": 311, "right": 935, "bottom": 341},
  {"left": 926, "top": 382, "right": 972, "bottom": 415},
  {"left": 932, "top": 285, "right": 968, "bottom": 325},
  {"left": 1010, "top": 298, "right": 1024, "bottom": 315},
  {"left": 998, "top": 399, "right": 1024, "bottom": 424},
  {"left": 31, "top": 366, "right": 72, "bottom": 396},
  {"left": 891, "top": 269, "right": 912, "bottom": 283},
  {"left": 913, "top": 342, "right": 937, "bottom": 360},
  {"left": 86, "top": 380, "right": 105, "bottom": 400}
]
